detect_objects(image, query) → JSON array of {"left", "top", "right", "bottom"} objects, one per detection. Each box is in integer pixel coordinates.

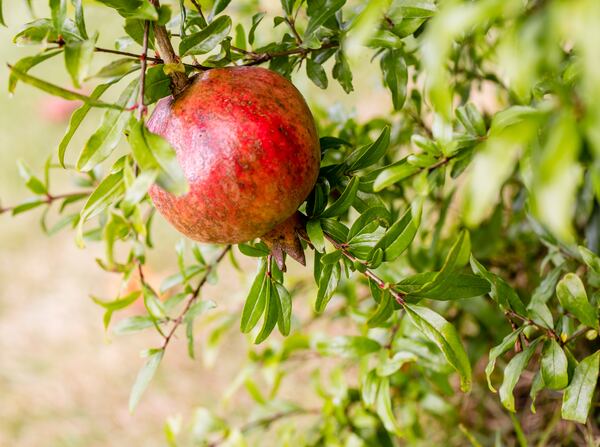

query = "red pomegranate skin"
[{"left": 147, "top": 66, "right": 320, "bottom": 244}]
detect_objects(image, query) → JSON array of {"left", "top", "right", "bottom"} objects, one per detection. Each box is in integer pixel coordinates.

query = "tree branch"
[
  {"left": 236, "top": 41, "right": 339, "bottom": 66},
  {"left": 93, "top": 46, "right": 206, "bottom": 71},
  {"left": 0, "top": 191, "right": 91, "bottom": 215},
  {"left": 285, "top": 17, "right": 303, "bottom": 45},
  {"left": 323, "top": 233, "right": 406, "bottom": 306},
  {"left": 161, "top": 245, "right": 232, "bottom": 350},
  {"left": 504, "top": 308, "right": 560, "bottom": 342},
  {"left": 208, "top": 408, "right": 320, "bottom": 447},
  {"left": 138, "top": 20, "right": 150, "bottom": 118},
  {"left": 149, "top": 0, "right": 190, "bottom": 96}
]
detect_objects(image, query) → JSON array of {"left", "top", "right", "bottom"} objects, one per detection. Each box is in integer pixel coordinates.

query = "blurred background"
[{"left": 0, "top": 1, "right": 392, "bottom": 446}]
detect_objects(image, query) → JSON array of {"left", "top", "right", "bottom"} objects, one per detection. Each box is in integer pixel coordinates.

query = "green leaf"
[
  {"left": 306, "top": 219, "right": 326, "bottom": 252},
  {"left": 332, "top": 50, "right": 353, "bottom": 93},
  {"left": 380, "top": 50, "right": 407, "bottom": 110},
  {"left": 529, "top": 370, "right": 545, "bottom": 414},
  {"left": 315, "top": 261, "right": 341, "bottom": 313},
  {"left": 71, "top": 0, "right": 88, "bottom": 39},
  {"left": 579, "top": 246, "right": 600, "bottom": 274},
  {"left": 124, "top": 18, "right": 156, "bottom": 49},
  {"left": 367, "top": 290, "right": 394, "bottom": 327},
  {"left": 179, "top": 15, "right": 232, "bottom": 56},
  {"left": 499, "top": 339, "right": 541, "bottom": 412},
  {"left": 184, "top": 300, "right": 217, "bottom": 358},
  {"left": 248, "top": 12, "right": 265, "bottom": 46},
  {"left": 400, "top": 273, "right": 490, "bottom": 301},
  {"left": 127, "top": 118, "right": 189, "bottom": 195},
  {"left": 540, "top": 339, "right": 568, "bottom": 390},
  {"left": 470, "top": 256, "right": 527, "bottom": 314},
  {"left": 561, "top": 351, "right": 600, "bottom": 423},
  {"left": 485, "top": 328, "right": 523, "bottom": 392},
  {"left": 77, "top": 172, "right": 125, "bottom": 246},
  {"left": 320, "top": 176, "right": 359, "bottom": 218},
  {"left": 76, "top": 80, "right": 138, "bottom": 171},
  {"left": 316, "top": 336, "right": 380, "bottom": 358},
  {"left": 113, "top": 315, "right": 155, "bottom": 335},
  {"left": 346, "top": 126, "right": 391, "bottom": 171},
  {"left": 65, "top": 36, "right": 96, "bottom": 88},
  {"left": 375, "top": 376, "right": 402, "bottom": 436},
  {"left": 347, "top": 206, "right": 389, "bottom": 240},
  {"left": 407, "top": 231, "right": 471, "bottom": 298},
  {"left": 129, "top": 349, "right": 163, "bottom": 412},
  {"left": 404, "top": 304, "right": 472, "bottom": 391},
  {"left": 17, "top": 160, "right": 47, "bottom": 195},
  {"left": 320, "top": 219, "right": 349, "bottom": 243},
  {"left": 240, "top": 259, "right": 268, "bottom": 332},
  {"left": 369, "top": 204, "right": 420, "bottom": 262},
  {"left": 361, "top": 369, "right": 379, "bottom": 407},
  {"left": 92, "top": 290, "right": 141, "bottom": 311},
  {"left": 105, "top": 0, "right": 159, "bottom": 21},
  {"left": 50, "top": 0, "right": 67, "bottom": 32},
  {"left": 305, "top": 0, "right": 345, "bottom": 39},
  {"left": 8, "top": 50, "right": 62, "bottom": 94},
  {"left": 6, "top": 64, "right": 120, "bottom": 109},
  {"left": 89, "top": 59, "right": 139, "bottom": 82},
  {"left": 238, "top": 243, "right": 269, "bottom": 257},
  {"left": 281, "top": 0, "right": 296, "bottom": 16},
  {"left": 210, "top": 0, "right": 232, "bottom": 18},
  {"left": 0, "top": 0, "right": 5, "bottom": 27},
  {"left": 57, "top": 82, "right": 113, "bottom": 168},
  {"left": 456, "top": 103, "right": 486, "bottom": 137},
  {"left": 376, "top": 351, "right": 417, "bottom": 376},
  {"left": 255, "top": 281, "right": 279, "bottom": 344},
  {"left": 373, "top": 159, "right": 420, "bottom": 191},
  {"left": 144, "top": 65, "right": 171, "bottom": 104},
  {"left": 556, "top": 273, "right": 598, "bottom": 329},
  {"left": 11, "top": 198, "right": 46, "bottom": 215},
  {"left": 122, "top": 170, "right": 157, "bottom": 211},
  {"left": 275, "top": 282, "right": 291, "bottom": 336},
  {"left": 306, "top": 58, "right": 328, "bottom": 89}
]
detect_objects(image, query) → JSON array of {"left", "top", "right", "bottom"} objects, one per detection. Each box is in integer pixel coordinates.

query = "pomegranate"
[{"left": 147, "top": 66, "right": 320, "bottom": 268}]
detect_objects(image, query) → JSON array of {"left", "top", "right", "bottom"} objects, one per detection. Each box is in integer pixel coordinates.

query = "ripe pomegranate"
[{"left": 147, "top": 66, "right": 320, "bottom": 268}]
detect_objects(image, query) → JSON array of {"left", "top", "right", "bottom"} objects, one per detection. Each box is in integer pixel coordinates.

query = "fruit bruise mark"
[{"left": 147, "top": 66, "right": 320, "bottom": 246}]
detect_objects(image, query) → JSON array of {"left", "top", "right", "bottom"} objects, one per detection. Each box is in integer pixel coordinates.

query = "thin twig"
[
  {"left": 239, "top": 41, "right": 338, "bottom": 66},
  {"left": 208, "top": 408, "right": 320, "bottom": 447},
  {"left": 285, "top": 17, "right": 303, "bottom": 45},
  {"left": 94, "top": 46, "right": 161, "bottom": 63},
  {"left": 138, "top": 21, "right": 150, "bottom": 119},
  {"left": 563, "top": 326, "right": 591, "bottom": 345},
  {"left": 323, "top": 233, "right": 406, "bottom": 305},
  {"left": 0, "top": 191, "right": 91, "bottom": 215},
  {"left": 504, "top": 308, "right": 560, "bottom": 341},
  {"left": 161, "top": 245, "right": 232, "bottom": 350},
  {"left": 190, "top": 0, "right": 206, "bottom": 21},
  {"left": 92, "top": 46, "right": 207, "bottom": 71}
]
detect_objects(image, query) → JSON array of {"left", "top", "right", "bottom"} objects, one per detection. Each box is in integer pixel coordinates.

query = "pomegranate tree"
[{"left": 4, "top": 0, "right": 600, "bottom": 443}]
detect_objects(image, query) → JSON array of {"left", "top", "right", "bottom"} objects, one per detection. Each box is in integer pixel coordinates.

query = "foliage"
[{"left": 2, "top": 0, "right": 600, "bottom": 445}]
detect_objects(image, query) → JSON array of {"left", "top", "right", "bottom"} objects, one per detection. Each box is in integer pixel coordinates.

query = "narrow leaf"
[
  {"left": 76, "top": 80, "right": 138, "bottom": 171},
  {"left": 556, "top": 273, "right": 598, "bottom": 329},
  {"left": 485, "top": 328, "right": 523, "bottom": 392},
  {"left": 561, "top": 351, "right": 600, "bottom": 423},
  {"left": 7, "top": 64, "right": 120, "bottom": 109},
  {"left": 499, "top": 339, "right": 541, "bottom": 412},
  {"left": 320, "top": 176, "right": 359, "bottom": 218},
  {"left": 541, "top": 339, "right": 568, "bottom": 390},
  {"left": 129, "top": 349, "right": 163, "bottom": 412},
  {"left": 179, "top": 16, "right": 232, "bottom": 56},
  {"left": 404, "top": 304, "right": 472, "bottom": 391}
]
